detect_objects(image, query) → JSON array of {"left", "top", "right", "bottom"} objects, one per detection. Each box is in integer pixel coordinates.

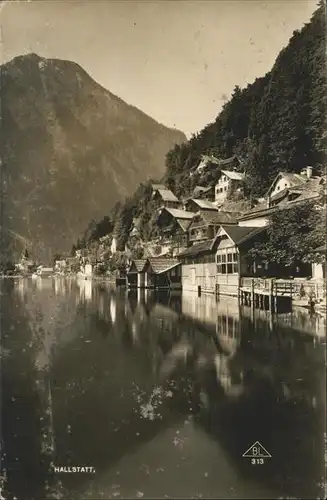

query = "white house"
[
  {"left": 214, "top": 170, "right": 244, "bottom": 206},
  {"left": 266, "top": 168, "right": 312, "bottom": 199}
]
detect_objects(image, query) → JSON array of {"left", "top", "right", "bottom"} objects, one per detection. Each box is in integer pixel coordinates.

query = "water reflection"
[{"left": 1, "top": 279, "right": 325, "bottom": 500}]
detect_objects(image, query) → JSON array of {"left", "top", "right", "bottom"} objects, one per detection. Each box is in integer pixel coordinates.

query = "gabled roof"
[
  {"left": 153, "top": 188, "right": 179, "bottom": 202},
  {"left": 216, "top": 225, "right": 266, "bottom": 246},
  {"left": 189, "top": 210, "right": 238, "bottom": 227},
  {"left": 128, "top": 259, "right": 147, "bottom": 273},
  {"left": 266, "top": 171, "right": 308, "bottom": 197},
  {"left": 220, "top": 170, "right": 244, "bottom": 181},
  {"left": 198, "top": 210, "right": 238, "bottom": 225},
  {"left": 177, "top": 219, "right": 192, "bottom": 232},
  {"left": 146, "top": 258, "right": 180, "bottom": 274},
  {"left": 186, "top": 198, "right": 218, "bottom": 210},
  {"left": 178, "top": 239, "right": 214, "bottom": 258},
  {"left": 159, "top": 207, "right": 196, "bottom": 220}
]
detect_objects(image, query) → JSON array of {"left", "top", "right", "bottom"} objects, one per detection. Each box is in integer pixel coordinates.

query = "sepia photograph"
[{"left": 0, "top": 0, "right": 326, "bottom": 499}]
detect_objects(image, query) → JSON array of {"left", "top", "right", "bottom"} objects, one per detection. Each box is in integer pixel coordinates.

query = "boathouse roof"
[
  {"left": 127, "top": 259, "right": 147, "bottom": 274},
  {"left": 146, "top": 258, "right": 180, "bottom": 274}
]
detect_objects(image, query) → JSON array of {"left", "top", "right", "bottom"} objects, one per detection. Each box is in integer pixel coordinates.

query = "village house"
[
  {"left": 36, "top": 265, "right": 54, "bottom": 277},
  {"left": 178, "top": 225, "right": 266, "bottom": 296},
  {"left": 15, "top": 257, "right": 36, "bottom": 275},
  {"left": 238, "top": 168, "right": 325, "bottom": 228},
  {"left": 183, "top": 198, "right": 218, "bottom": 213},
  {"left": 214, "top": 169, "right": 245, "bottom": 207},
  {"left": 266, "top": 168, "right": 313, "bottom": 199},
  {"left": 155, "top": 207, "right": 195, "bottom": 256},
  {"left": 54, "top": 259, "right": 67, "bottom": 273},
  {"left": 188, "top": 210, "right": 238, "bottom": 244},
  {"left": 127, "top": 257, "right": 181, "bottom": 290},
  {"left": 152, "top": 184, "right": 181, "bottom": 210}
]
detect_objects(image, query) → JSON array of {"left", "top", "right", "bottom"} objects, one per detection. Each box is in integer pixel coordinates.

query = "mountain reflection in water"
[{"left": 1, "top": 278, "right": 325, "bottom": 500}]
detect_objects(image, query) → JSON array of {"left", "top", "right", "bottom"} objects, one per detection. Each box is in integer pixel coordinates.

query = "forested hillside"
[
  {"left": 164, "top": 2, "right": 326, "bottom": 197},
  {"left": 77, "top": 2, "right": 326, "bottom": 255},
  {"left": 0, "top": 53, "right": 186, "bottom": 264}
]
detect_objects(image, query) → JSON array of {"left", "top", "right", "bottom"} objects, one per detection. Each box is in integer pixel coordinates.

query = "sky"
[{"left": 0, "top": 0, "right": 318, "bottom": 137}]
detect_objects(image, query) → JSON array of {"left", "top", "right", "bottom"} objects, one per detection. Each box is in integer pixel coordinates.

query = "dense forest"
[
  {"left": 76, "top": 2, "right": 326, "bottom": 256},
  {"left": 164, "top": 2, "right": 326, "bottom": 197}
]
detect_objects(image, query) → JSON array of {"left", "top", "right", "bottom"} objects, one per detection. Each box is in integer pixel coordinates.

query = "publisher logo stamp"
[{"left": 242, "top": 441, "right": 272, "bottom": 465}]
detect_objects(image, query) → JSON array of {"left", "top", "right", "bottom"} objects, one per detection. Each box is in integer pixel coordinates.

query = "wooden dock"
[{"left": 239, "top": 278, "right": 293, "bottom": 313}]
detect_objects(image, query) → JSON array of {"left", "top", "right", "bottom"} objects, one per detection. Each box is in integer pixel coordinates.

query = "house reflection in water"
[
  {"left": 110, "top": 296, "right": 117, "bottom": 324},
  {"left": 181, "top": 292, "right": 241, "bottom": 356}
]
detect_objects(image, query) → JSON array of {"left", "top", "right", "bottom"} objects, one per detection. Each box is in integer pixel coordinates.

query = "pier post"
[
  {"left": 274, "top": 281, "right": 278, "bottom": 313},
  {"left": 269, "top": 279, "right": 274, "bottom": 312},
  {"left": 251, "top": 279, "right": 254, "bottom": 305}
]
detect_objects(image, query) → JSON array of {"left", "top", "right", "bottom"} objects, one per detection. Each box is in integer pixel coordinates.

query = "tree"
[{"left": 248, "top": 202, "right": 325, "bottom": 267}]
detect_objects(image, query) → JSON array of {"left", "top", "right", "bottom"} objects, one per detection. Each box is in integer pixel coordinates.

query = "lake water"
[{"left": 1, "top": 278, "right": 325, "bottom": 500}]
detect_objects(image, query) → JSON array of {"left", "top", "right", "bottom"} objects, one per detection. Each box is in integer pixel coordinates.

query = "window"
[
  {"left": 277, "top": 186, "right": 280, "bottom": 191},
  {"left": 216, "top": 250, "right": 238, "bottom": 274}
]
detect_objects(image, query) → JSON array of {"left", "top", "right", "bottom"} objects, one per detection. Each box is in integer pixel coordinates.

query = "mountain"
[
  {"left": 0, "top": 53, "right": 186, "bottom": 263},
  {"left": 164, "top": 3, "right": 326, "bottom": 197}
]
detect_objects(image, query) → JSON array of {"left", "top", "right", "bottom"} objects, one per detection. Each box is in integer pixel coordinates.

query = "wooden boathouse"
[
  {"left": 126, "top": 259, "right": 147, "bottom": 288},
  {"left": 127, "top": 258, "right": 182, "bottom": 290}
]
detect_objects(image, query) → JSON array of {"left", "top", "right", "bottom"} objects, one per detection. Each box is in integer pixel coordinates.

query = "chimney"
[{"left": 306, "top": 166, "right": 313, "bottom": 179}]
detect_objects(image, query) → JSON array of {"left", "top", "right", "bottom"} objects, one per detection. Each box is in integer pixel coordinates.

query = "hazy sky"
[{"left": 1, "top": 0, "right": 318, "bottom": 136}]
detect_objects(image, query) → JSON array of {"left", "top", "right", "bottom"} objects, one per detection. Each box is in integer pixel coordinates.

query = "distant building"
[
  {"left": 54, "top": 259, "right": 67, "bottom": 272},
  {"left": 214, "top": 170, "right": 245, "bottom": 206},
  {"left": 36, "top": 266, "right": 54, "bottom": 277}
]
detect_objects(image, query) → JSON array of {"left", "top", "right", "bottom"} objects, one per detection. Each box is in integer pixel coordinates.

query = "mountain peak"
[{"left": 1, "top": 55, "right": 186, "bottom": 262}]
